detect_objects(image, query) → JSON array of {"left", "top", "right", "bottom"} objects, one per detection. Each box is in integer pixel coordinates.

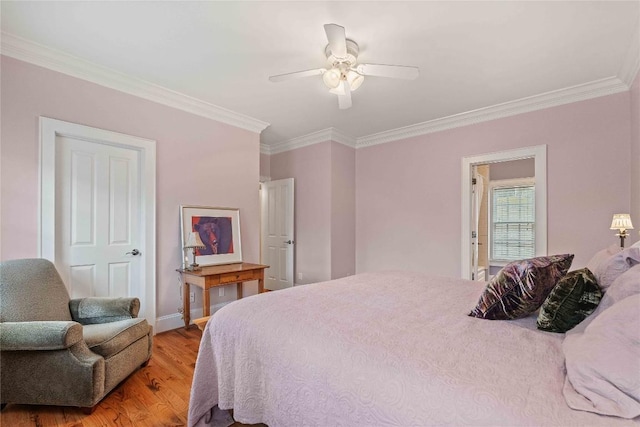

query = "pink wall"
[
  {"left": 260, "top": 152, "right": 270, "bottom": 178},
  {"left": 0, "top": 56, "right": 261, "bottom": 323},
  {"left": 356, "top": 92, "right": 632, "bottom": 276},
  {"left": 631, "top": 73, "right": 640, "bottom": 244},
  {"left": 330, "top": 142, "right": 356, "bottom": 279},
  {"left": 270, "top": 142, "right": 332, "bottom": 283}
]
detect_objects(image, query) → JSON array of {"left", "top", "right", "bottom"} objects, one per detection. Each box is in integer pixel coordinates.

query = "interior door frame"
[
  {"left": 39, "top": 117, "right": 157, "bottom": 330},
  {"left": 461, "top": 145, "right": 547, "bottom": 280},
  {"left": 260, "top": 177, "right": 295, "bottom": 289}
]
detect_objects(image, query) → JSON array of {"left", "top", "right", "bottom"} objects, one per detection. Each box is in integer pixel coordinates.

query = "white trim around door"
[
  {"left": 461, "top": 145, "right": 547, "bottom": 280},
  {"left": 39, "top": 117, "right": 157, "bottom": 331}
]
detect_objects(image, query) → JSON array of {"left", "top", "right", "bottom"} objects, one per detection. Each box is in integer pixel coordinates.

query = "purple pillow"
[{"left": 469, "top": 254, "right": 574, "bottom": 320}]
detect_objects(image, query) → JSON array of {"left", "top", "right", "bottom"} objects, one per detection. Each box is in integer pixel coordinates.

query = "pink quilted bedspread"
[{"left": 188, "top": 271, "right": 638, "bottom": 426}]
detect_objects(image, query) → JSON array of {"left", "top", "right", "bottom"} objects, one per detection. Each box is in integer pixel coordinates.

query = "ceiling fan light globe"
[
  {"left": 322, "top": 68, "right": 341, "bottom": 89},
  {"left": 347, "top": 70, "right": 364, "bottom": 91}
]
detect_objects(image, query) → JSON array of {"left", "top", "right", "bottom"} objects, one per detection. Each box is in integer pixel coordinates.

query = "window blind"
[{"left": 491, "top": 185, "right": 535, "bottom": 261}]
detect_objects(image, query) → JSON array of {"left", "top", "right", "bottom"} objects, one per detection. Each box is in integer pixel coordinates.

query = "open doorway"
[{"left": 461, "top": 146, "right": 547, "bottom": 280}]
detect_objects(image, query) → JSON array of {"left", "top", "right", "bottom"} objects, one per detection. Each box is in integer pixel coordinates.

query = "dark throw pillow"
[
  {"left": 469, "top": 254, "right": 574, "bottom": 320},
  {"left": 537, "top": 268, "right": 602, "bottom": 333}
]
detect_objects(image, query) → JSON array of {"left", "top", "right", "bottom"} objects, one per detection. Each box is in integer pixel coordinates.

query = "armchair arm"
[
  {"left": 0, "top": 321, "right": 83, "bottom": 350},
  {"left": 69, "top": 297, "right": 140, "bottom": 325}
]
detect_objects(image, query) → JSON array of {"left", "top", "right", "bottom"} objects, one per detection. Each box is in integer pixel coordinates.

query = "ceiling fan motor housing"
[{"left": 325, "top": 39, "right": 359, "bottom": 67}]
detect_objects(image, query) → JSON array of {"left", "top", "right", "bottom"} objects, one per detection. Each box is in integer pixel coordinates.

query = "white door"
[
  {"left": 57, "top": 137, "right": 141, "bottom": 300},
  {"left": 40, "top": 118, "right": 156, "bottom": 327},
  {"left": 261, "top": 178, "right": 294, "bottom": 290}
]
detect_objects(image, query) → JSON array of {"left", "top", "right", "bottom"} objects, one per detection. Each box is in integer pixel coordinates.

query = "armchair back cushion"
[
  {"left": 0, "top": 259, "right": 72, "bottom": 322},
  {"left": 69, "top": 297, "right": 140, "bottom": 324}
]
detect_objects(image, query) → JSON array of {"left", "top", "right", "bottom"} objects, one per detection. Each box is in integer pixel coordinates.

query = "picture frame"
[{"left": 180, "top": 205, "right": 242, "bottom": 266}]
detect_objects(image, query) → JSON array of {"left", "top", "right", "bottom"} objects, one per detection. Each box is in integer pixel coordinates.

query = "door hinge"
[{"left": 472, "top": 178, "right": 477, "bottom": 185}]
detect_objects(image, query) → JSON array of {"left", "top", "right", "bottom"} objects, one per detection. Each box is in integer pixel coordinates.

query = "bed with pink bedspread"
[{"left": 188, "top": 270, "right": 639, "bottom": 426}]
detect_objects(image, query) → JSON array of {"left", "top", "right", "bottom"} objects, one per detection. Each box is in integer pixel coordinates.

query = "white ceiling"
[{"left": 2, "top": 1, "right": 639, "bottom": 147}]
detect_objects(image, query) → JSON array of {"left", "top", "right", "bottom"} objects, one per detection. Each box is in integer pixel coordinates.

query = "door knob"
[
  {"left": 126, "top": 249, "right": 141, "bottom": 256},
  {"left": 284, "top": 240, "right": 294, "bottom": 244}
]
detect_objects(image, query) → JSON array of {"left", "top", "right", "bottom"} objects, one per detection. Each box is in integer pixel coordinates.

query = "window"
[{"left": 490, "top": 179, "right": 535, "bottom": 262}]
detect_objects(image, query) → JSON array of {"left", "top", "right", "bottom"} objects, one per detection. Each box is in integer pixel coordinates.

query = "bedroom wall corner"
[
  {"left": 330, "top": 142, "right": 356, "bottom": 279},
  {"left": 269, "top": 140, "right": 357, "bottom": 285},
  {"left": 270, "top": 141, "right": 333, "bottom": 284},
  {"left": 260, "top": 152, "right": 271, "bottom": 180},
  {"left": 630, "top": 71, "right": 640, "bottom": 246}
]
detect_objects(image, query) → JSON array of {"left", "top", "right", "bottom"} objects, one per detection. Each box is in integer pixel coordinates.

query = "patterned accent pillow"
[
  {"left": 469, "top": 254, "right": 574, "bottom": 320},
  {"left": 537, "top": 268, "right": 602, "bottom": 333}
]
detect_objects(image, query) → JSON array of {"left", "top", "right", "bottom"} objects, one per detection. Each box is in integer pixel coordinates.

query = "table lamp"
[
  {"left": 610, "top": 213, "right": 634, "bottom": 248},
  {"left": 184, "top": 231, "right": 206, "bottom": 270}
]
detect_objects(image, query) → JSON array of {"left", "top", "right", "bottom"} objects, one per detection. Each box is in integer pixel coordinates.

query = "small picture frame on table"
[{"left": 180, "top": 205, "right": 242, "bottom": 267}]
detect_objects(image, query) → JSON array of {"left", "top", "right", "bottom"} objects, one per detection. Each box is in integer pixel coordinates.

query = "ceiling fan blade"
[
  {"left": 337, "top": 81, "right": 352, "bottom": 109},
  {"left": 269, "top": 68, "right": 325, "bottom": 83},
  {"left": 356, "top": 63, "right": 420, "bottom": 80},
  {"left": 324, "top": 23, "right": 347, "bottom": 59}
]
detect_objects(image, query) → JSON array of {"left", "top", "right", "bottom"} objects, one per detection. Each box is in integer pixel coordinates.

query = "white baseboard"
[{"left": 154, "top": 301, "right": 232, "bottom": 334}]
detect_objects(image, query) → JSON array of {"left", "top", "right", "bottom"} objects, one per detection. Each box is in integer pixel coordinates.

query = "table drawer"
[{"left": 219, "top": 270, "right": 255, "bottom": 284}]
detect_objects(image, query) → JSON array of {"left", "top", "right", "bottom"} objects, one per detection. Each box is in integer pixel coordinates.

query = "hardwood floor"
[{"left": 0, "top": 326, "right": 265, "bottom": 427}]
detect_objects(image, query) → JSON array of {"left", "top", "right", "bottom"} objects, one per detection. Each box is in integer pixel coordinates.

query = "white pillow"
[
  {"left": 591, "top": 247, "right": 640, "bottom": 292},
  {"left": 563, "top": 294, "right": 640, "bottom": 418},
  {"left": 597, "top": 264, "right": 640, "bottom": 313},
  {"left": 586, "top": 243, "right": 621, "bottom": 273}
]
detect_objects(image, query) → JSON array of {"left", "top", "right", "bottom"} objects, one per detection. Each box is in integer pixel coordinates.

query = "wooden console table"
[{"left": 177, "top": 262, "right": 268, "bottom": 329}]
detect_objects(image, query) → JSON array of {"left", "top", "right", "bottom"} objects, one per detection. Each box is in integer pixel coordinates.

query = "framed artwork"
[{"left": 180, "top": 205, "right": 242, "bottom": 266}]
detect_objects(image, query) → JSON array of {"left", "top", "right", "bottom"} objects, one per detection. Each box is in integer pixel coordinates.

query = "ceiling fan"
[{"left": 269, "top": 24, "right": 420, "bottom": 109}]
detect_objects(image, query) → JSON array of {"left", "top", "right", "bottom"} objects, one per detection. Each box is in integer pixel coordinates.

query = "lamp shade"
[
  {"left": 610, "top": 214, "right": 634, "bottom": 231},
  {"left": 184, "top": 231, "right": 206, "bottom": 249}
]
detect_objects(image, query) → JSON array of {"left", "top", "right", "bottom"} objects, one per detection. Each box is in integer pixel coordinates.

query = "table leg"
[
  {"left": 258, "top": 273, "right": 265, "bottom": 293},
  {"left": 203, "top": 288, "right": 210, "bottom": 317},
  {"left": 183, "top": 281, "right": 191, "bottom": 329},
  {"left": 237, "top": 283, "right": 243, "bottom": 299}
]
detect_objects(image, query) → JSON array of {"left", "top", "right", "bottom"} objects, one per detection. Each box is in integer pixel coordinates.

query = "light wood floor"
[{"left": 0, "top": 326, "right": 265, "bottom": 427}]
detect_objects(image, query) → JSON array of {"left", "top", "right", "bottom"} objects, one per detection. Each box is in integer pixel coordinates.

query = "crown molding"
[
  {"left": 0, "top": 32, "right": 270, "bottom": 134},
  {"left": 260, "top": 143, "right": 272, "bottom": 155},
  {"left": 264, "top": 75, "right": 630, "bottom": 153},
  {"left": 356, "top": 76, "right": 629, "bottom": 148},
  {"left": 330, "top": 128, "right": 358, "bottom": 148},
  {"left": 3, "top": 31, "right": 633, "bottom": 152},
  {"left": 267, "top": 127, "right": 356, "bottom": 155}
]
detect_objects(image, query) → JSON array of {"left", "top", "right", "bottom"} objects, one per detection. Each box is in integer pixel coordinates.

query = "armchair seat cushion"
[{"left": 83, "top": 318, "right": 150, "bottom": 358}]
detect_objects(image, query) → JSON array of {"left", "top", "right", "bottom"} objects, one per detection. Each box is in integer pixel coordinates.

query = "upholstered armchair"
[{"left": 0, "top": 259, "right": 152, "bottom": 412}]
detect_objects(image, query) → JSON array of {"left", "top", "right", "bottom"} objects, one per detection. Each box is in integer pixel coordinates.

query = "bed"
[{"left": 188, "top": 263, "right": 640, "bottom": 426}]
